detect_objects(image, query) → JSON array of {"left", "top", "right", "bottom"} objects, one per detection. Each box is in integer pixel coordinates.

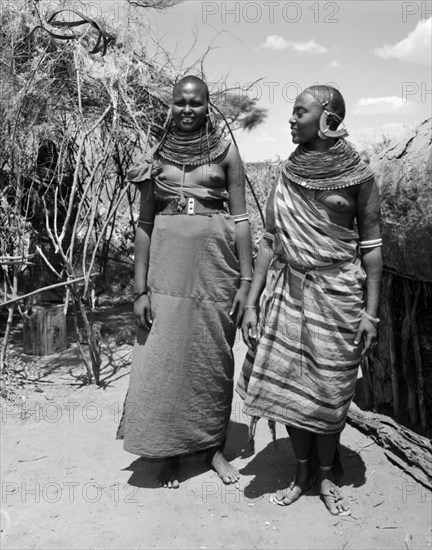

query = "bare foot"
[
  {"left": 157, "top": 456, "right": 180, "bottom": 489},
  {"left": 209, "top": 449, "right": 239, "bottom": 484}
]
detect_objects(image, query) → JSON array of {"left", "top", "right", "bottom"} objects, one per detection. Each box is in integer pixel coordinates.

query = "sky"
[{"left": 74, "top": 0, "right": 431, "bottom": 161}]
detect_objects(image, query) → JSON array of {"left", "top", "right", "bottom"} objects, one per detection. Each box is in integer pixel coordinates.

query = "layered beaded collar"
[
  {"left": 283, "top": 139, "right": 374, "bottom": 190},
  {"left": 156, "top": 125, "right": 230, "bottom": 166}
]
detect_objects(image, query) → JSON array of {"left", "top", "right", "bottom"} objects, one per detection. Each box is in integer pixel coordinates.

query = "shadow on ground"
[
  {"left": 122, "top": 420, "right": 251, "bottom": 489},
  {"left": 239, "top": 436, "right": 367, "bottom": 500}
]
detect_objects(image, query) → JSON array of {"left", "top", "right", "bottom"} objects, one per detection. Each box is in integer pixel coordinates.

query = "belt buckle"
[{"left": 187, "top": 197, "right": 195, "bottom": 215}]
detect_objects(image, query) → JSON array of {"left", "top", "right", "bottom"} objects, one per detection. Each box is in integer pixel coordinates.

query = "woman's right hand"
[
  {"left": 241, "top": 308, "right": 258, "bottom": 351},
  {"left": 134, "top": 294, "right": 153, "bottom": 330}
]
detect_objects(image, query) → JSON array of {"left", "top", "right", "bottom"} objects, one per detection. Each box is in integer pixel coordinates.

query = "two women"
[{"left": 120, "top": 79, "right": 382, "bottom": 516}]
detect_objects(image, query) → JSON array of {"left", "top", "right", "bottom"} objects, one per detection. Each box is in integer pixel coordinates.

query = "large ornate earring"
[{"left": 318, "top": 101, "right": 349, "bottom": 140}]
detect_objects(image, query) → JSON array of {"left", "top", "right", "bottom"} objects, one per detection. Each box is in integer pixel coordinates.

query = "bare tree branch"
[{"left": 127, "top": 0, "right": 183, "bottom": 9}]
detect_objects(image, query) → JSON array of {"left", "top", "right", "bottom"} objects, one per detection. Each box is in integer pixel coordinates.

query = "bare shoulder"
[
  {"left": 221, "top": 142, "right": 242, "bottom": 168},
  {"left": 357, "top": 176, "right": 380, "bottom": 204}
]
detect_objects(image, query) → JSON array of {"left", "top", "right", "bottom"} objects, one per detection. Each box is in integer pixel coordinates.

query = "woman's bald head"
[
  {"left": 173, "top": 76, "right": 210, "bottom": 102},
  {"left": 171, "top": 75, "right": 209, "bottom": 132},
  {"left": 302, "top": 85, "right": 345, "bottom": 129}
]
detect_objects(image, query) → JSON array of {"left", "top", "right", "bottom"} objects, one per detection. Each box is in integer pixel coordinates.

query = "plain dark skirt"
[{"left": 117, "top": 211, "right": 240, "bottom": 457}]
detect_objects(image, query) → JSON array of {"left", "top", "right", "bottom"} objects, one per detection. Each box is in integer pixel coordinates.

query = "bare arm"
[
  {"left": 355, "top": 177, "right": 383, "bottom": 355},
  {"left": 134, "top": 182, "right": 156, "bottom": 329},
  {"left": 242, "top": 178, "right": 278, "bottom": 348},
  {"left": 224, "top": 144, "right": 253, "bottom": 324}
]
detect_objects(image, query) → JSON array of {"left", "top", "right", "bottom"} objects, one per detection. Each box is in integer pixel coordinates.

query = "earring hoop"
[{"left": 318, "top": 101, "right": 348, "bottom": 140}]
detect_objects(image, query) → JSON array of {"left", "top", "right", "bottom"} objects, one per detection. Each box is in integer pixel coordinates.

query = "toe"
[
  {"left": 172, "top": 479, "right": 179, "bottom": 489},
  {"left": 338, "top": 499, "right": 350, "bottom": 515},
  {"left": 228, "top": 472, "right": 238, "bottom": 483}
]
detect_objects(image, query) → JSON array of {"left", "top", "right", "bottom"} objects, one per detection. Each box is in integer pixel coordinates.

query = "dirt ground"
[{"left": 1, "top": 302, "right": 431, "bottom": 550}]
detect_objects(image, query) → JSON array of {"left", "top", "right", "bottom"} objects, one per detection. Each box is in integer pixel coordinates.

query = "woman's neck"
[{"left": 304, "top": 137, "right": 338, "bottom": 152}]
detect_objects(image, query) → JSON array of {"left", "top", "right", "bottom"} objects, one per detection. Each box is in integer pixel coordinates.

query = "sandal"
[
  {"left": 320, "top": 480, "right": 351, "bottom": 516},
  {"left": 270, "top": 477, "right": 313, "bottom": 506}
]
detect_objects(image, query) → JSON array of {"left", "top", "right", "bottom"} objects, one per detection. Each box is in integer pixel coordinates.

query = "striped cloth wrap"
[{"left": 237, "top": 171, "right": 366, "bottom": 435}]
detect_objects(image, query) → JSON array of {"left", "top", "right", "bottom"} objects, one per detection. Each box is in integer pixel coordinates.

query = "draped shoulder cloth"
[{"left": 126, "top": 146, "right": 160, "bottom": 185}]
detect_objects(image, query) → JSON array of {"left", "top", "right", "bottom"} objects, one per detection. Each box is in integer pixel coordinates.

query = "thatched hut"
[{"left": 365, "top": 119, "right": 432, "bottom": 435}]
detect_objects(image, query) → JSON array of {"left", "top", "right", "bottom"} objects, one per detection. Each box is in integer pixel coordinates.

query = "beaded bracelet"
[
  {"left": 244, "top": 305, "right": 256, "bottom": 309},
  {"left": 363, "top": 311, "right": 380, "bottom": 326}
]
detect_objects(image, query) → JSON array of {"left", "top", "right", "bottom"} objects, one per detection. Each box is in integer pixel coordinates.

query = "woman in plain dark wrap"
[{"left": 118, "top": 76, "right": 253, "bottom": 489}]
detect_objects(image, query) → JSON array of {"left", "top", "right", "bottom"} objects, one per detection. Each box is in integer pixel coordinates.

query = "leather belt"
[{"left": 157, "top": 197, "right": 227, "bottom": 216}]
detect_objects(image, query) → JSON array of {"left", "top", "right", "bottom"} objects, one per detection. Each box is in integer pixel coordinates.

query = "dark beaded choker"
[{"left": 157, "top": 124, "right": 230, "bottom": 166}]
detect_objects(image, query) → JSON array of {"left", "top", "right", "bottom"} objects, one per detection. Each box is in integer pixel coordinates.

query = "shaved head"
[
  {"left": 302, "top": 85, "right": 345, "bottom": 129},
  {"left": 173, "top": 75, "right": 209, "bottom": 102}
]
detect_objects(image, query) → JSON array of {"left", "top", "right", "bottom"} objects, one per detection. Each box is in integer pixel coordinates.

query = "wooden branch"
[
  {"left": 84, "top": 180, "right": 132, "bottom": 296},
  {"left": 35, "top": 246, "right": 61, "bottom": 278},
  {"left": 1, "top": 273, "right": 100, "bottom": 309},
  {"left": 384, "top": 273, "right": 399, "bottom": 415},
  {"left": 402, "top": 279, "right": 418, "bottom": 425},
  {"left": 348, "top": 402, "right": 432, "bottom": 490},
  {"left": 411, "top": 285, "right": 427, "bottom": 431},
  {"left": 0, "top": 254, "right": 36, "bottom": 262}
]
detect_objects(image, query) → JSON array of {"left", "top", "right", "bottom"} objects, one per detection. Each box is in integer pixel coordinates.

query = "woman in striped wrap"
[{"left": 237, "top": 86, "right": 382, "bottom": 515}]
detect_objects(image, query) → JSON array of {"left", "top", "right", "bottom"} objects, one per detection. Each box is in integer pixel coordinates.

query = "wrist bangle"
[
  {"left": 240, "top": 276, "right": 252, "bottom": 282},
  {"left": 134, "top": 290, "right": 148, "bottom": 301},
  {"left": 363, "top": 311, "right": 380, "bottom": 326},
  {"left": 244, "top": 305, "right": 256, "bottom": 309},
  {"left": 233, "top": 213, "right": 249, "bottom": 223}
]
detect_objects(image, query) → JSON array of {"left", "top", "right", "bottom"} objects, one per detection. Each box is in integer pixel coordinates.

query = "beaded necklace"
[
  {"left": 155, "top": 122, "right": 230, "bottom": 210},
  {"left": 283, "top": 139, "right": 374, "bottom": 190},
  {"left": 157, "top": 125, "right": 230, "bottom": 166}
]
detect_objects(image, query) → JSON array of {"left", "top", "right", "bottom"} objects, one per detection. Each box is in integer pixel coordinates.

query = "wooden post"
[{"left": 22, "top": 304, "right": 67, "bottom": 356}]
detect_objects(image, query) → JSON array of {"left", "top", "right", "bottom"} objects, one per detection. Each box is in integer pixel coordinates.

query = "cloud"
[
  {"left": 326, "top": 60, "right": 342, "bottom": 69},
  {"left": 374, "top": 17, "right": 431, "bottom": 65},
  {"left": 352, "top": 96, "right": 416, "bottom": 115},
  {"left": 259, "top": 35, "right": 327, "bottom": 54}
]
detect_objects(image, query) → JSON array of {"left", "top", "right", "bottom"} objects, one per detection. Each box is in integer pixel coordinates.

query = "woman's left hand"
[
  {"left": 354, "top": 317, "right": 377, "bottom": 358},
  {"left": 230, "top": 285, "right": 250, "bottom": 327}
]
